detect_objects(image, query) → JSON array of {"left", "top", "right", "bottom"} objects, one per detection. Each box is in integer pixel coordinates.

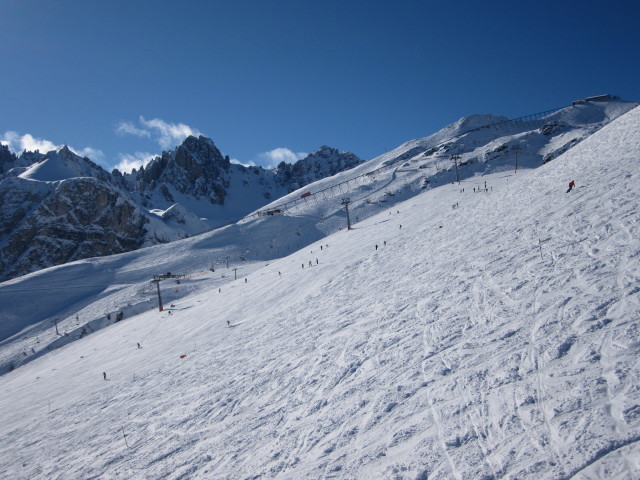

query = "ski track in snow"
[{"left": 0, "top": 106, "right": 639, "bottom": 479}]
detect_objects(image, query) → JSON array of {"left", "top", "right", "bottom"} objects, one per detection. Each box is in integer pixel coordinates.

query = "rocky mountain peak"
[
  {"left": 275, "top": 146, "right": 362, "bottom": 192},
  {"left": 130, "top": 135, "right": 231, "bottom": 205},
  {"left": 311, "top": 145, "right": 338, "bottom": 157},
  {"left": 177, "top": 135, "right": 228, "bottom": 166},
  {"left": 57, "top": 144, "right": 72, "bottom": 156}
]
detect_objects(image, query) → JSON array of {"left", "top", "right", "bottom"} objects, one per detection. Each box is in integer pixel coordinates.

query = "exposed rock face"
[
  {"left": 275, "top": 146, "right": 363, "bottom": 192},
  {"left": 132, "top": 136, "right": 231, "bottom": 205},
  {"left": 127, "top": 138, "right": 363, "bottom": 207},
  {"left": 0, "top": 177, "right": 147, "bottom": 280},
  {"left": 0, "top": 144, "right": 16, "bottom": 175}
]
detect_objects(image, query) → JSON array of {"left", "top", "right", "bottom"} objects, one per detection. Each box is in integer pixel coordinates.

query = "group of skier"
[{"left": 101, "top": 178, "right": 578, "bottom": 380}]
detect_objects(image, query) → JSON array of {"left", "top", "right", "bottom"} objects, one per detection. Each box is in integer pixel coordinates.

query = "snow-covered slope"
[
  {"left": 248, "top": 98, "right": 637, "bottom": 230},
  {"left": 0, "top": 105, "right": 638, "bottom": 479},
  {"left": 18, "top": 145, "right": 110, "bottom": 182}
]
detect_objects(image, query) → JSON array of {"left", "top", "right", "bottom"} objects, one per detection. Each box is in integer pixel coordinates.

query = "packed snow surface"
[{"left": 0, "top": 106, "right": 639, "bottom": 479}]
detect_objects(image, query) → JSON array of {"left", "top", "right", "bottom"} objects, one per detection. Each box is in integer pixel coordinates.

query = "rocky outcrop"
[
  {"left": 0, "top": 177, "right": 147, "bottom": 280},
  {"left": 0, "top": 144, "right": 16, "bottom": 175},
  {"left": 275, "top": 146, "right": 363, "bottom": 192},
  {"left": 131, "top": 135, "right": 231, "bottom": 204}
]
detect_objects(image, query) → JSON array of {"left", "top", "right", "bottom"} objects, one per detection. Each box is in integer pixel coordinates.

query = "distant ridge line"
[{"left": 243, "top": 104, "right": 568, "bottom": 220}]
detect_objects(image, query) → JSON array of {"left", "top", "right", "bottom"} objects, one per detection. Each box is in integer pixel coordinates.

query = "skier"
[
  {"left": 278, "top": 271, "right": 281, "bottom": 276},
  {"left": 566, "top": 180, "right": 575, "bottom": 193},
  {"left": 316, "top": 258, "right": 319, "bottom": 264},
  {"left": 137, "top": 343, "right": 141, "bottom": 349},
  {"left": 384, "top": 240, "right": 387, "bottom": 246},
  {"left": 308, "top": 260, "right": 312, "bottom": 267},
  {"left": 375, "top": 244, "right": 378, "bottom": 250},
  {"left": 103, "top": 372, "right": 107, "bottom": 380},
  {"left": 227, "top": 320, "right": 230, "bottom": 327},
  {"left": 245, "top": 278, "right": 247, "bottom": 283}
]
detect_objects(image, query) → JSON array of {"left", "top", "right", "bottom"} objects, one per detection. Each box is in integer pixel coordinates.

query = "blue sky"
[{"left": 1, "top": 0, "right": 638, "bottom": 172}]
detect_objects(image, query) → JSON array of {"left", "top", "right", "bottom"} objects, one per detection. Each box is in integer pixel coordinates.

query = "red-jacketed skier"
[{"left": 566, "top": 180, "right": 575, "bottom": 193}]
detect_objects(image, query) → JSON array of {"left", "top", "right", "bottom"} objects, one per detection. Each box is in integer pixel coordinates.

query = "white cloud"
[
  {"left": 257, "top": 147, "right": 307, "bottom": 167},
  {"left": 1, "top": 131, "right": 105, "bottom": 165},
  {"left": 230, "top": 157, "right": 257, "bottom": 167},
  {"left": 140, "top": 116, "right": 201, "bottom": 149},
  {"left": 116, "top": 116, "right": 201, "bottom": 150},
  {"left": 73, "top": 146, "right": 105, "bottom": 163},
  {"left": 0, "top": 131, "right": 18, "bottom": 148},
  {"left": 115, "top": 121, "right": 151, "bottom": 138},
  {"left": 1, "top": 131, "right": 58, "bottom": 153},
  {"left": 114, "top": 152, "right": 156, "bottom": 173}
]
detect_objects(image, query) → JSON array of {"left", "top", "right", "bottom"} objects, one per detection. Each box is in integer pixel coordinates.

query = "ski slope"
[{"left": 0, "top": 106, "right": 639, "bottom": 479}]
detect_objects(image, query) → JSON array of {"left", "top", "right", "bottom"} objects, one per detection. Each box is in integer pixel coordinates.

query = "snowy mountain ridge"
[
  {"left": 0, "top": 101, "right": 638, "bottom": 478},
  {"left": 1, "top": 98, "right": 634, "bottom": 282},
  {"left": 0, "top": 139, "right": 362, "bottom": 280},
  {"left": 18, "top": 145, "right": 111, "bottom": 182},
  {"left": 246, "top": 98, "right": 636, "bottom": 230}
]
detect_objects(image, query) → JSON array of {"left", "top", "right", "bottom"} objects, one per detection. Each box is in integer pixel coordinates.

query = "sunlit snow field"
[{"left": 0, "top": 107, "right": 639, "bottom": 479}]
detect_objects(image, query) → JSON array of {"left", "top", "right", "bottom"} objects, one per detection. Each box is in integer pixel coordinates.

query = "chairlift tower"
[
  {"left": 451, "top": 155, "right": 461, "bottom": 183},
  {"left": 513, "top": 145, "right": 521, "bottom": 172},
  {"left": 341, "top": 198, "right": 353, "bottom": 230},
  {"left": 151, "top": 278, "right": 164, "bottom": 312}
]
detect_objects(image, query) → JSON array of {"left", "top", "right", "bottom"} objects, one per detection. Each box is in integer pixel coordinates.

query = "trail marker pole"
[
  {"left": 538, "top": 238, "right": 543, "bottom": 260},
  {"left": 514, "top": 145, "right": 521, "bottom": 172},
  {"left": 121, "top": 426, "right": 129, "bottom": 448}
]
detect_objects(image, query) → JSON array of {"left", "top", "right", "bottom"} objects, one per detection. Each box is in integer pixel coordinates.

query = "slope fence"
[{"left": 241, "top": 105, "right": 567, "bottom": 220}]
